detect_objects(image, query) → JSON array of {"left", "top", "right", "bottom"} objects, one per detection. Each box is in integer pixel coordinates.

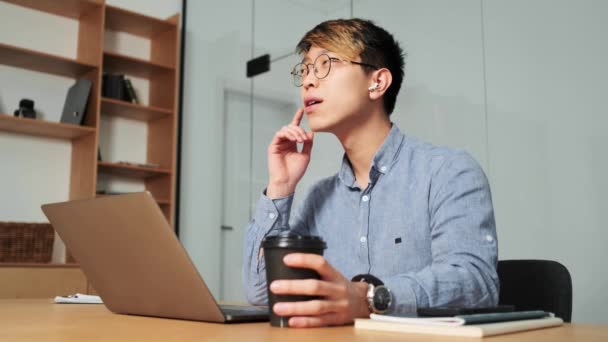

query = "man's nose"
[{"left": 302, "top": 67, "right": 318, "bottom": 89}]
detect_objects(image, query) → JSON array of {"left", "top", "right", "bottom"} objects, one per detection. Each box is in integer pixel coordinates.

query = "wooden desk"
[{"left": 0, "top": 299, "right": 606, "bottom": 341}]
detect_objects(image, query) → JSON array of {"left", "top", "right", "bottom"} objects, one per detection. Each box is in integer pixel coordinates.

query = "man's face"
[{"left": 300, "top": 45, "right": 372, "bottom": 134}]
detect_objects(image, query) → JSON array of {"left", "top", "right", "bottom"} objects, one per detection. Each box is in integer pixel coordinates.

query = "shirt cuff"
[
  {"left": 253, "top": 189, "right": 294, "bottom": 231},
  {"left": 250, "top": 190, "right": 294, "bottom": 274},
  {"left": 382, "top": 276, "right": 419, "bottom": 316}
]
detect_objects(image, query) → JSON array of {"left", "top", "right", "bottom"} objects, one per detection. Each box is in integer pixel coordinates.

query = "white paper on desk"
[
  {"left": 54, "top": 293, "right": 103, "bottom": 304},
  {"left": 370, "top": 313, "right": 465, "bottom": 326}
]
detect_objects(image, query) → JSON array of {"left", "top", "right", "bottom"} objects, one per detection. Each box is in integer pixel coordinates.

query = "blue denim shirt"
[{"left": 243, "top": 124, "right": 499, "bottom": 315}]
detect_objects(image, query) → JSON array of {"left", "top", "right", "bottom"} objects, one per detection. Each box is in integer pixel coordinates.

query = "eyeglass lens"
[{"left": 292, "top": 54, "right": 331, "bottom": 86}]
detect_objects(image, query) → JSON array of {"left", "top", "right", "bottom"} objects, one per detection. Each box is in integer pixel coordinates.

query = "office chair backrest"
[{"left": 497, "top": 259, "right": 572, "bottom": 322}]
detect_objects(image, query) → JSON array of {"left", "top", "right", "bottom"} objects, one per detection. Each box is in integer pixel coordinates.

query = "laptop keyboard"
[{"left": 220, "top": 304, "right": 268, "bottom": 316}]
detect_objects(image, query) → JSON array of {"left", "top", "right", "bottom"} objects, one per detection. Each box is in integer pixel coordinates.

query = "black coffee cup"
[{"left": 262, "top": 231, "right": 327, "bottom": 327}]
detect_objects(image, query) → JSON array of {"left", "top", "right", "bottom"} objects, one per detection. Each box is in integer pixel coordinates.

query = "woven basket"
[{"left": 0, "top": 222, "right": 55, "bottom": 263}]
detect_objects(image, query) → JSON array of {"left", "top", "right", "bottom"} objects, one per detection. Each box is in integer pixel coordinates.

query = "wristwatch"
[{"left": 352, "top": 274, "right": 392, "bottom": 314}]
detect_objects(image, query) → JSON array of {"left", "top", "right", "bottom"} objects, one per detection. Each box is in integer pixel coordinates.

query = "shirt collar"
[{"left": 338, "top": 123, "right": 405, "bottom": 188}]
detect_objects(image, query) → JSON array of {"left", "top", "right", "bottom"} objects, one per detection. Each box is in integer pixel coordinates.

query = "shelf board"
[
  {"left": 103, "top": 51, "right": 173, "bottom": 79},
  {"left": 0, "top": 114, "right": 95, "bottom": 140},
  {"left": 0, "top": 42, "right": 97, "bottom": 78},
  {"left": 0, "top": 262, "right": 79, "bottom": 268},
  {"left": 96, "top": 193, "right": 170, "bottom": 205},
  {"left": 97, "top": 161, "right": 171, "bottom": 179},
  {"left": 105, "top": 5, "right": 177, "bottom": 38},
  {"left": 100, "top": 97, "right": 172, "bottom": 121},
  {"left": 2, "top": 0, "right": 101, "bottom": 19}
]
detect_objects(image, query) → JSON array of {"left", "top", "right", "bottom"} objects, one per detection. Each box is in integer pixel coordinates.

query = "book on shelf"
[
  {"left": 354, "top": 311, "right": 563, "bottom": 338},
  {"left": 102, "top": 74, "right": 139, "bottom": 104},
  {"left": 123, "top": 78, "right": 139, "bottom": 104},
  {"left": 102, "top": 73, "right": 125, "bottom": 101}
]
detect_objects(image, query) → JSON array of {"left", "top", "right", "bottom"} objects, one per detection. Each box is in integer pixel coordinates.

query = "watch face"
[{"left": 374, "top": 286, "right": 392, "bottom": 312}]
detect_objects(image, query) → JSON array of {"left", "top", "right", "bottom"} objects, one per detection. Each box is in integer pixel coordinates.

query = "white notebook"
[{"left": 355, "top": 315, "right": 563, "bottom": 337}]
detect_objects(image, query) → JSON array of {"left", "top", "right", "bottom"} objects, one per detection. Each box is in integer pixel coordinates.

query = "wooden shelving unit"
[
  {"left": 0, "top": 0, "right": 180, "bottom": 277},
  {"left": 105, "top": 5, "right": 176, "bottom": 38},
  {"left": 0, "top": 43, "right": 97, "bottom": 78},
  {"left": 103, "top": 51, "right": 174, "bottom": 78},
  {"left": 0, "top": 114, "right": 96, "bottom": 140},
  {"left": 95, "top": 193, "right": 170, "bottom": 206},
  {"left": 1, "top": 0, "right": 102, "bottom": 19},
  {"left": 101, "top": 97, "right": 171, "bottom": 121},
  {"left": 99, "top": 4, "right": 180, "bottom": 225},
  {"left": 156, "top": 198, "right": 171, "bottom": 205},
  {"left": 97, "top": 161, "right": 171, "bottom": 178}
]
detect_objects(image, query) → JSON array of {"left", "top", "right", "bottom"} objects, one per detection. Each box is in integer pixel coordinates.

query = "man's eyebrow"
[{"left": 301, "top": 49, "right": 330, "bottom": 63}]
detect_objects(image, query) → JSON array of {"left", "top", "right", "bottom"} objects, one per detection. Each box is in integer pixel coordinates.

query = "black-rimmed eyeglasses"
[{"left": 290, "top": 53, "right": 378, "bottom": 87}]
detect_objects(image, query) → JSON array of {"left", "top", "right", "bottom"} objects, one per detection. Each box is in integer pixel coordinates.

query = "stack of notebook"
[{"left": 355, "top": 310, "right": 563, "bottom": 337}]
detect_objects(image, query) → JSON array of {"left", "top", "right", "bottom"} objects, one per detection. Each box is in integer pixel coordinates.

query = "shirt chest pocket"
[
  {"left": 371, "top": 232, "right": 432, "bottom": 276},
  {"left": 371, "top": 234, "right": 409, "bottom": 275}
]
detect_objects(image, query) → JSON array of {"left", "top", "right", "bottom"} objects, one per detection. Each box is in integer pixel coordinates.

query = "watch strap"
[{"left": 351, "top": 274, "right": 384, "bottom": 287}]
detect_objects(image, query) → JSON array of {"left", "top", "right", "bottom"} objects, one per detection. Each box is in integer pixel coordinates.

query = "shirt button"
[
  {"left": 360, "top": 236, "right": 367, "bottom": 243},
  {"left": 362, "top": 195, "right": 369, "bottom": 202},
  {"left": 268, "top": 213, "right": 276, "bottom": 219},
  {"left": 485, "top": 235, "right": 494, "bottom": 242},
  {"left": 380, "top": 166, "right": 387, "bottom": 172}
]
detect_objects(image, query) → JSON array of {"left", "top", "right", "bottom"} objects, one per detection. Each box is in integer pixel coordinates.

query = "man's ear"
[{"left": 369, "top": 68, "right": 393, "bottom": 101}]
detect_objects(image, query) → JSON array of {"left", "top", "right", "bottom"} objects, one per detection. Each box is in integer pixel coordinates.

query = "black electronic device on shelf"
[{"left": 60, "top": 79, "right": 92, "bottom": 125}]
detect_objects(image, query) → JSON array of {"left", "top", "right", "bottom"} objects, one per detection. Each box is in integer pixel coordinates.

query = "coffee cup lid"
[{"left": 262, "top": 231, "right": 326, "bottom": 250}]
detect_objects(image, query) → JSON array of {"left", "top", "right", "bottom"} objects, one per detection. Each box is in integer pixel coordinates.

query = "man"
[{"left": 243, "top": 18, "right": 498, "bottom": 328}]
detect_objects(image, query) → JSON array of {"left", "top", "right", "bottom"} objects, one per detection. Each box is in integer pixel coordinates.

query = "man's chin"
[
  {"left": 309, "top": 125, "right": 330, "bottom": 133},
  {"left": 308, "top": 119, "right": 335, "bottom": 133}
]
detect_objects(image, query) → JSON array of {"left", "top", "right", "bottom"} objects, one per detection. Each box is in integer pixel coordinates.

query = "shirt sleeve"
[
  {"left": 242, "top": 188, "right": 315, "bottom": 305},
  {"left": 382, "top": 152, "right": 499, "bottom": 315}
]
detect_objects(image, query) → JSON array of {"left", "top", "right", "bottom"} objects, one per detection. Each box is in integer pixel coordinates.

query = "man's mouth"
[
  {"left": 306, "top": 100, "right": 322, "bottom": 106},
  {"left": 304, "top": 98, "right": 323, "bottom": 112}
]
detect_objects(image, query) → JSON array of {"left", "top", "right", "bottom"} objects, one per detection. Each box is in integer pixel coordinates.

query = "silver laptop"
[{"left": 41, "top": 192, "right": 268, "bottom": 323}]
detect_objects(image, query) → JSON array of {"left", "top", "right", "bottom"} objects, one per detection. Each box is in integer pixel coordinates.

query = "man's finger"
[
  {"left": 270, "top": 278, "right": 340, "bottom": 297},
  {"left": 288, "top": 313, "right": 343, "bottom": 328},
  {"left": 273, "top": 299, "right": 338, "bottom": 316},
  {"left": 287, "top": 125, "right": 308, "bottom": 140},
  {"left": 291, "top": 108, "right": 305, "bottom": 126},
  {"left": 285, "top": 126, "right": 306, "bottom": 142},
  {"left": 283, "top": 253, "right": 341, "bottom": 281},
  {"left": 301, "top": 133, "right": 314, "bottom": 155},
  {"left": 276, "top": 129, "right": 298, "bottom": 142}
]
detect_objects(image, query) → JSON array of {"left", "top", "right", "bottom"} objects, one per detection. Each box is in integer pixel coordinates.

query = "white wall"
[
  {"left": 0, "top": 1, "right": 181, "bottom": 262},
  {"left": 481, "top": 0, "right": 608, "bottom": 325}
]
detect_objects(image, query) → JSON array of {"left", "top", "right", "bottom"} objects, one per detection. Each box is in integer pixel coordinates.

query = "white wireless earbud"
[{"left": 368, "top": 82, "right": 380, "bottom": 91}]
